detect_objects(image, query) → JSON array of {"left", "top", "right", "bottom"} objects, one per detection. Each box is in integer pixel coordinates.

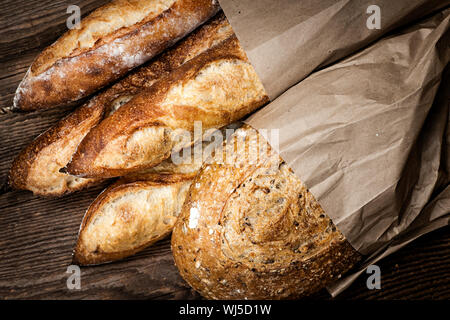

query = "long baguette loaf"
[
  {"left": 73, "top": 173, "right": 195, "bottom": 266},
  {"left": 65, "top": 34, "right": 269, "bottom": 178},
  {"left": 9, "top": 13, "right": 232, "bottom": 196},
  {"left": 12, "top": 0, "right": 219, "bottom": 111},
  {"left": 172, "top": 125, "right": 360, "bottom": 299}
]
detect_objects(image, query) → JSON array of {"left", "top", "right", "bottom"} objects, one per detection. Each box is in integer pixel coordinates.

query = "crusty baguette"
[
  {"left": 65, "top": 35, "right": 269, "bottom": 178},
  {"left": 171, "top": 125, "right": 360, "bottom": 299},
  {"left": 73, "top": 173, "right": 195, "bottom": 266},
  {"left": 12, "top": 0, "right": 220, "bottom": 111},
  {"left": 9, "top": 13, "right": 233, "bottom": 196}
]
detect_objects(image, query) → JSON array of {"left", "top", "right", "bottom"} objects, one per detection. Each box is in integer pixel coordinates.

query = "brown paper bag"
[
  {"left": 248, "top": 8, "right": 450, "bottom": 253},
  {"left": 218, "top": 0, "right": 450, "bottom": 295},
  {"left": 219, "top": 0, "right": 449, "bottom": 99},
  {"left": 326, "top": 62, "right": 450, "bottom": 295}
]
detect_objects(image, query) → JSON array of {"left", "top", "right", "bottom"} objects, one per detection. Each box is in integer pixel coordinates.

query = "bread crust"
[
  {"left": 171, "top": 125, "right": 360, "bottom": 299},
  {"left": 8, "top": 13, "right": 232, "bottom": 196},
  {"left": 65, "top": 36, "right": 269, "bottom": 178},
  {"left": 12, "top": 0, "right": 220, "bottom": 111},
  {"left": 8, "top": 102, "right": 104, "bottom": 196},
  {"left": 73, "top": 173, "right": 195, "bottom": 266}
]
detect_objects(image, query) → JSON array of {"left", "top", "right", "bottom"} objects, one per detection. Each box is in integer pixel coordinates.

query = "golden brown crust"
[
  {"left": 98, "top": 11, "right": 234, "bottom": 116},
  {"left": 171, "top": 125, "right": 360, "bottom": 299},
  {"left": 8, "top": 13, "right": 231, "bottom": 196},
  {"left": 73, "top": 173, "right": 195, "bottom": 266},
  {"left": 8, "top": 102, "right": 104, "bottom": 196},
  {"left": 13, "top": 0, "right": 220, "bottom": 111},
  {"left": 72, "top": 123, "right": 231, "bottom": 265},
  {"left": 65, "top": 36, "right": 269, "bottom": 178},
  {"left": 128, "top": 122, "right": 243, "bottom": 176},
  {"left": 32, "top": 0, "right": 177, "bottom": 75}
]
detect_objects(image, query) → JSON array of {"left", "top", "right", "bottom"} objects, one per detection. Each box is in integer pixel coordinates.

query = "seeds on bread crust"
[{"left": 172, "top": 125, "right": 360, "bottom": 299}]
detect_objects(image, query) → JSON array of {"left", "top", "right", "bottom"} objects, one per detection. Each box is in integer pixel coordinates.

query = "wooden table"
[{"left": 0, "top": 0, "right": 449, "bottom": 300}]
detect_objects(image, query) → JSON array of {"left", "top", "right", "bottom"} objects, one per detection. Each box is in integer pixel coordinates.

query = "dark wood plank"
[
  {"left": 0, "top": 0, "right": 448, "bottom": 300},
  {"left": 330, "top": 226, "right": 450, "bottom": 300}
]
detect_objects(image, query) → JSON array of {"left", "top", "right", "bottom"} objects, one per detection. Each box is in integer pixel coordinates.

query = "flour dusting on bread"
[{"left": 13, "top": 0, "right": 220, "bottom": 111}]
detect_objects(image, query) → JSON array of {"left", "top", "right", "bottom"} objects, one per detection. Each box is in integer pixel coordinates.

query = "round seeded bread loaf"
[{"left": 171, "top": 124, "right": 360, "bottom": 299}]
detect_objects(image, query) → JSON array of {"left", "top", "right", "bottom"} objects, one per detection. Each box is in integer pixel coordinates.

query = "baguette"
[
  {"left": 65, "top": 34, "right": 269, "bottom": 178},
  {"left": 171, "top": 125, "right": 360, "bottom": 299},
  {"left": 9, "top": 13, "right": 233, "bottom": 196},
  {"left": 73, "top": 173, "right": 195, "bottom": 266},
  {"left": 12, "top": 0, "right": 220, "bottom": 111}
]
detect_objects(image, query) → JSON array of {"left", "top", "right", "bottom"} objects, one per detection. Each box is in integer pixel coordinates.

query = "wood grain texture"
[{"left": 0, "top": 0, "right": 448, "bottom": 300}]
